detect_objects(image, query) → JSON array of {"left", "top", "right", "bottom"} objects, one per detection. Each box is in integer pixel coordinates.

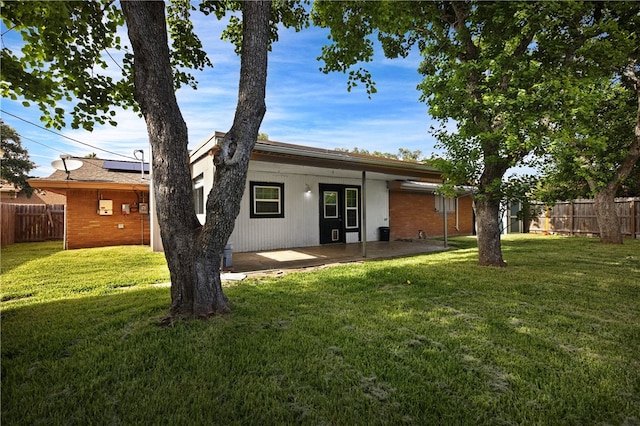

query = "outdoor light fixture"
[{"left": 305, "top": 184, "right": 311, "bottom": 193}]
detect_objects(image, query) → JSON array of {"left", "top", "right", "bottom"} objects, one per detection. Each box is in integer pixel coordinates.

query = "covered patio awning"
[{"left": 389, "top": 180, "right": 476, "bottom": 195}]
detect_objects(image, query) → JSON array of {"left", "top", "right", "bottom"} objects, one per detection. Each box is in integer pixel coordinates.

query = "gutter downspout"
[
  {"left": 63, "top": 204, "right": 67, "bottom": 250},
  {"left": 443, "top": 196, "right": 448, "bottom": 248}
]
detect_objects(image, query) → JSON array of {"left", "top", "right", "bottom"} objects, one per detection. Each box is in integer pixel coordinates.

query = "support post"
[{"left": 362, "top": 171, "right": 367, "bottom": 258}]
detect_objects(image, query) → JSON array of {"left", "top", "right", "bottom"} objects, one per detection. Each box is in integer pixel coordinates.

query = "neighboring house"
[
  {"left": 0, "top": 181, "right": 21, "bottom": 201},
  {"left": 0, "top": 185, "right": 67, "bottom": 205},
  {"left": 188, "top": 132, "right": 474, "bottom": 253},
  {"left": 28, "top": 157, "right": 151, "bottom": 249}
]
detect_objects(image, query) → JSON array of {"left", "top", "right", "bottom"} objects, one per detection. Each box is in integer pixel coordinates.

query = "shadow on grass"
[{"left": 3, "top": 236, "right": 639, "bottom": 425}]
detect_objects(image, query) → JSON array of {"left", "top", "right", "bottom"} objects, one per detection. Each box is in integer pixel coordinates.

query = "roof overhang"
[
  {"left": 191, "top": 131, "right": 443, "bottom": 181},
  {"left": 28, "top": 178, "right": 149, "bottom": 194},
  {"left": 250, "top": 146, "right": 441, "bottom": 180}
]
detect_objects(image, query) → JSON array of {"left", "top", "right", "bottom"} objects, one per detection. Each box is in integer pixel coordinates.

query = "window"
[
  {"left": 324, "top": 191, "right": 338, "bottom": 218},
  {"left": 193, "top": 174, "right": 204, "bottom": 215},
  {"left": 250, "top": 181, "right": 284, "bottom": 218},
  {"left": 345, "top": 188, "right": 358, "bottom": 228},
  {"left": 435, "top": 195, "right": 457, "bottom": 215}
]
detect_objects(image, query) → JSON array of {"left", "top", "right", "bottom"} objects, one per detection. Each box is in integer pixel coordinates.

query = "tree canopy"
[
  {"left": 337, "top": 146, "right": 423, "bottom": 162},
  {"left": 313, "top": 1, "right": 640, "bottom": 255},
  {"left": 533, "top": 2, "right": 640, "bottom": 243},
  {"left": 313, "top": 1, "right": 570, "bottom": 265},
  {"left": 1, "top": 121, "right": 35, "bottom": 196}
]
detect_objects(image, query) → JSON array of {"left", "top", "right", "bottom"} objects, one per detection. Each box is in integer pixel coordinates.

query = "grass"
[{"left": 1, "top": 235, "right": 639, "bottom": 425}]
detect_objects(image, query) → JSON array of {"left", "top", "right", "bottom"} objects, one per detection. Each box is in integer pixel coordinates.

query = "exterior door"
[
  {"left": 319, "top": 184, "right": 361, "bottom": 244},
  {"left": 320, "top": 184, "right": 344, "bottom": 244}
]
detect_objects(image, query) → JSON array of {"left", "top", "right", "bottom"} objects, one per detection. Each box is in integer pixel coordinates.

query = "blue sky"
[{"left": 1, "top": 9, "right": 442, "bottom": 178}]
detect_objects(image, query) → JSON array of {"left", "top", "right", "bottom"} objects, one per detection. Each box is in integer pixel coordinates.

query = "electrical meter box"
[
  {"left": 99, "top": 200, "right": 113, "bottom": 215},
  {"left": 121, "top": 204, "right": 130, "bottom": 215},
  {"left": 139, "top": 203, "right": 149, "bottom": 214}
]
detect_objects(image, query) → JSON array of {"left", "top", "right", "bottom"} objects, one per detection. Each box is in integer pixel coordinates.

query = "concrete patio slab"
[{"left": 226, "top": 240, "right": 449, "bottom": 274}]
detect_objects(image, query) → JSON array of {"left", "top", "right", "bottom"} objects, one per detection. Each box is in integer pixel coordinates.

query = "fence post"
[
  {"left": 632, "top": 200, "right": 637, "bottom": 239},
  {"left": 570, "top": 201, "right": 574, "bottom": 236}
]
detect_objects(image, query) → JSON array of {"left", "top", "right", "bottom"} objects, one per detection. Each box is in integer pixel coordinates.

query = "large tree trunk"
[
  {"left": 195, "top": 0, "right": 270, "bottom": 316},
  {"left": 475, "top": 157, "right": 508, "bottom": 267},
  {"left": 475, "top": 195, "right": 507, "bottom": 267},
  {"left": 590, "top": 65, "right": 640, "bottom": 245},
  {"left": 593, "top": 187, "right": 622, "bottom": 244},
  {"left": 122, "top": 1, "right": 271, "bottom": 319}
]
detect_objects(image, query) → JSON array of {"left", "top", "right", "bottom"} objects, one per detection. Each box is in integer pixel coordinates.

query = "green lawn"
[{"left": 2, "top": 235, "right": 639, "bottom": 425}]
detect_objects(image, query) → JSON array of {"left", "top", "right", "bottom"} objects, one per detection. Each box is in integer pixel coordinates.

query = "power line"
[
  {"left": 1, "top": 109, "right": 138, "bottom": 160},
  {"left": 17, "top": 133, "right": 68, "bottom": 155},
  {"left": 104, "top": 48, "right": 125, "bottom": 73}
]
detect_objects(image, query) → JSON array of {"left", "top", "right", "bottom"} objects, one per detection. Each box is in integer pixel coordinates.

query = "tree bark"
[
  {"left": 122, "top": 1, "right": 271, "bottom": 319},
  {"left": 592, "top": 186, "right": 622, "bottom": 244},
  {"left": 195, "top": 0, "right": 270, "bottom": 316},
  {"left": 472, "top": 156, "right": 510, "bottom": 267},
  {"left": 475, "top": 198, "right": 506, "bottom": 266}
]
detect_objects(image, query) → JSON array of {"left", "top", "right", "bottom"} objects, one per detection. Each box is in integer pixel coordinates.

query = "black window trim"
[{"left": 250, "top": 181, "right": 285, "bottom": 219}]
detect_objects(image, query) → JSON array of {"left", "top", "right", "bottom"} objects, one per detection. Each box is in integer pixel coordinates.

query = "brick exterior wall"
[
  {"left": 388, "top": 191, "right": 474, "bottom": 240},
  {"left": 65, "top": 189, "right": 150, "bottom": 249}
]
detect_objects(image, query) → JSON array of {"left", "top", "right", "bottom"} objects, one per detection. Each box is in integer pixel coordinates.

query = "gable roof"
[
  {"left": 190, "top": 131, "right": 443, "bottom": 181},
  {"left": 28, "top": 157, "right": 149, "bottom": 193}
]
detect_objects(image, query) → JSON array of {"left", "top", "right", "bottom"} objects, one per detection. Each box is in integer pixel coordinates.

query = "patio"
[{"left": 226, "top": 239, "right": 450, "bottom": 275}]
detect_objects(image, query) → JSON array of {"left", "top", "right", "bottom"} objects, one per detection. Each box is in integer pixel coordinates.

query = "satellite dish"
[
  {"left": 51, "top": 159, "right": 83, "bottom": 171},
  {"left": 51, "top": 156, "right": 83, "bottom": 180}
]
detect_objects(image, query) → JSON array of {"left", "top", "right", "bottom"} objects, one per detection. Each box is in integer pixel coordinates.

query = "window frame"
[
  {"left": 193, "top": 174, "right": 204, "bottom": 215},
  {"left": 323, "top": 190, "right": 338, "bottom": 219},
  {"left": 250, "top": 181, "right": 285, "bottom": 219},
  {"left": 344, "top": 187, "right": 359, "bottom": 229},
  {"left": 435, "top": 195, "right": 457, "bottom": 215}
]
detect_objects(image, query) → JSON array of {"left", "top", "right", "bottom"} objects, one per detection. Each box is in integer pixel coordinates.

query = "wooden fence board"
[
  {"left": 529, "top": 198, "right": 640, "bottom": 238},
  {"left": 1, "top": 204, "right": 64, "bottom": 247},
  {"left": 1, "top": 204, "right": 17, "bottom": 247}
]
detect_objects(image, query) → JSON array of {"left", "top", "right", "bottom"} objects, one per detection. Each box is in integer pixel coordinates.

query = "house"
[
  {"left": 28, "top": 157, "right": 151, "bottom": 249},
  {"left": 188, "top": 132, "right": 474, "bottom": 254},
  {"left": 0, "top": 183, "right": 66, "bottom": 206},
  {"left": 0, "top": 181, "right": 20, "bottom": 201}
]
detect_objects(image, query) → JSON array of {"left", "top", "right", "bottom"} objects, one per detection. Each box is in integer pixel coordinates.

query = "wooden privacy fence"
[
  {"left": 529, "top": 198, "right": 640, "bottom": 239},
  {"left": 1, "top": 204, "right": 65, "bottom": 247}
]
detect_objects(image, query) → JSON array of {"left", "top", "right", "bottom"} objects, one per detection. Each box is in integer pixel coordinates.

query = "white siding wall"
[
  {"left": 194, "top": 159, "right": 392, "bottom": 252},
  {"left": 229, "top": 170, "right": 319, "bottom": 251},
  {"left": 363, "top": 179, "right": 390, "bottom": 242},
  {"left": 191, "top": 156, "right": 214, "bottom": 225}
]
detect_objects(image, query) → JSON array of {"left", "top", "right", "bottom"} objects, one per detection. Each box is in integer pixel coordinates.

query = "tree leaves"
[
  {"left": 0, "top": 121, "right": 35, "bottom": 195},
  {"left": 1, "top": 0, "right": 129, "bottom": 130}
]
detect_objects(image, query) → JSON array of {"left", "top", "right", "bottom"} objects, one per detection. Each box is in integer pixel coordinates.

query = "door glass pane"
[
  {"left": 324, "top": 191, "right": 338, "bottom": 218},
  {"left": 346, "top": 209, "right": 357, "bottom": 228},
  {"left": 346, "top": 189, "right": 357, "bottom": 207},
  {"left": 345, "top": 188, "right": 358, "bottom": 228}
]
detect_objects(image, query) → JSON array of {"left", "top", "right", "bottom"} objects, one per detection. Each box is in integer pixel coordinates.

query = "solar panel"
[{"left": 103, "top": 160, "right": 149, "bottom": 172}]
